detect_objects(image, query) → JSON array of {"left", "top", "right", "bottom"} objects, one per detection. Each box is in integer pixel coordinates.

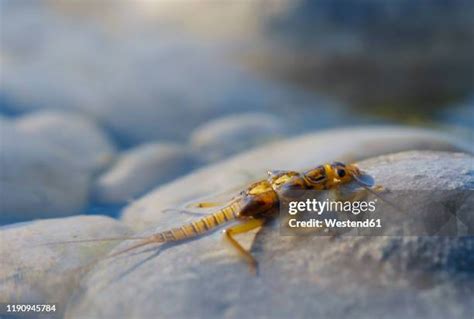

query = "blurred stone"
[
  {"left": 16, "top": 110, "right": 116, "bottom": 173},
  {"left": 2, "top": 1, "right": 473, "bottom": 143},
  {"left": 93, "top": 143, "right": 195, "bottom": 205},
  {"left": 0, "top": 215, "right": 131, "bottom": 317},
  {"left": 249, "top": 0, "right": 474, "bottom": 111},
  {"left": 439, "top": 95, "right": 474, "bottom": 131},
  {"left": 0, "top": 124, "right": 90, "bottom": 222},
  {"left": 0, "top": 3, "right": 342, "bottom": 146},
  {"left": 65, "top": 151, "right": 474, "bottom": 319},
  {"left": 0, "top": 115, "right": 13, "bottom": 128},
  {"left": 122, "top": 126, "right": 472, "bottom": 230},
  {"left": 190, "top": 112, "right": 285, "bottom": 162}
]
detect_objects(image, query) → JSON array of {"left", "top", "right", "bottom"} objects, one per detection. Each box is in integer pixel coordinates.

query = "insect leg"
[
  {"left": 223, "top": 218, "right": 265, "bottom": 274},
  {"left": 372, "top": 185, "right": 385, "bottom": 192},
  {"left": 333, "top": 184, "right": 384, "bottom": 203}
]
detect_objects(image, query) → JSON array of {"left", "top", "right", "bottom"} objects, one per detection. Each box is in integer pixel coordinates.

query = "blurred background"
[{"left": 0, "top": 0, "right": 473, "bottom": 224}]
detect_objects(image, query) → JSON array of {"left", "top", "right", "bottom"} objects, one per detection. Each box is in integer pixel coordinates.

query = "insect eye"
[{"left": 337, "top": 169, "right": 346, "bottom": 178}]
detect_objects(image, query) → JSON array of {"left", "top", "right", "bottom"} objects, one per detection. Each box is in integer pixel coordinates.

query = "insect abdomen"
[{"left": 155, "top": 201, "right": 241, "bottom": 242}]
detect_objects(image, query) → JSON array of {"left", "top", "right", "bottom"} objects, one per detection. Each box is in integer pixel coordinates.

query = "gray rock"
[
  {"left": 0, "top": 123, "right": 90, "bottom": 222},
  {"left": 16, "top": 110, "right": 116, "bottom": 173},
  {"left": 65, "top": 151, "right": 474, "bottom": 319},
  {"left": 0, "top": 215, "right": 131, "bottom": 318},
  {"left": 190, "top": 112, "right": 285, "bottom": 162},
  {"left": 93, "top": 143, "right": 195, "bottom": 205},
  {"left": 122, "top": 126, "right": 472, "bottom": 230}
]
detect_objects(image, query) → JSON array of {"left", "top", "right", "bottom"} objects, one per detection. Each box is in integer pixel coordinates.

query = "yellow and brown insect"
[{"left": 80, "top": 161, "right": 367, "bottom": 273}]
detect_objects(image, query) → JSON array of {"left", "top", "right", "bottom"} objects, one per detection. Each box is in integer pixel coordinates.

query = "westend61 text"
[{"left": 288, "top": 218, "right": 382, "bottom": 229}]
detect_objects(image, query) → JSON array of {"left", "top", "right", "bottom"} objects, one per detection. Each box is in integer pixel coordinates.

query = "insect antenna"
[
  {"left": 105, "top": 237, "right": 161, "bottom": 259},
  {"left": 40, "top": 236, "right": 149, "bottom": 246},
  {"left": 350, "top": 173, "right": 408, "bottom": 215},
  {"left": 37, "top": 236, "right": 160, "bottom": 278}
]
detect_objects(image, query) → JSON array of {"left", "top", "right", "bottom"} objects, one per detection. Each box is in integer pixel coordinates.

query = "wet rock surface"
[
  {"left": 93, "top": 143, "right": 195, "bottom": 205},
  {"left": 0, "top": 216, "right": 131, "bottom": 317},
  {"left": 66, "top": 151, "right": 473, "bottom": 319}
]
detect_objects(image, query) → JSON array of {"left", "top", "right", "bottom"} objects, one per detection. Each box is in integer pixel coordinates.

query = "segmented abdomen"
[{"left": 154, "top": 201, "right": 241, "bottom": 242}]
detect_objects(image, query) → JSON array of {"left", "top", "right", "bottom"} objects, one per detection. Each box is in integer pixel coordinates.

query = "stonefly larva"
[{"left": 49, "top": 162, "right": 393, "bottom": 273}]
